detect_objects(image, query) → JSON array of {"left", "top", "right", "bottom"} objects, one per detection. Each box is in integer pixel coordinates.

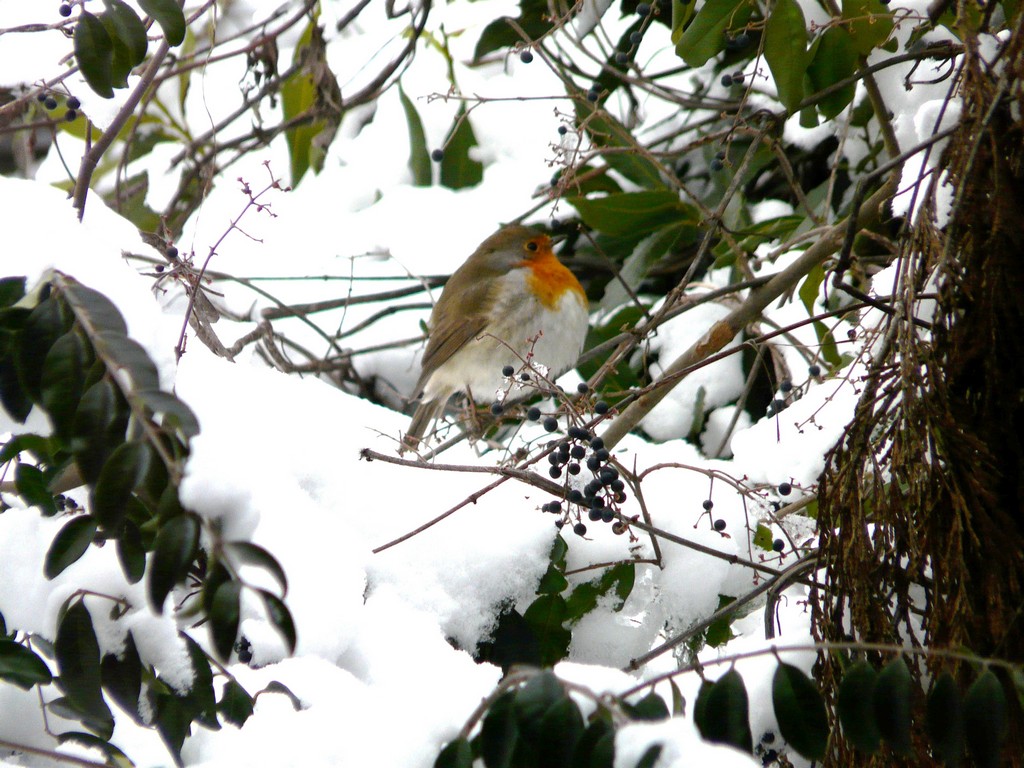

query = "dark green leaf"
[
  {"left": 149, "top": 689, "right": 189, "bottom": 764},
  {"left": 440, "top": 107, "right": 483, "bottom": 190},
  {"left": 837, "top": 660, "right": 882, "bottom": 753},
  {"left": 148, "top": 513, "right": 200, "bottom": 613},
  {"left": 704, "top": 595, "right": 736, "bottom": 648},
  {"left": 625, "top": 691, "right": 670, "bottom": 722},
  {"left": 964, "top": 669, "right": 1007, "bottom": 768},
  {"left": 841, "top": 0, "right": 893, "bottom": 55},
  {"left": 224, "top": 541, "right": 288, "bottom": 596},
  {"left": 95, "top": 331, "right": 161, "bottom": 392},
  {"left": 435, "top": 737, "right": 472, "bottom": 768},
  {"left": 675, "top": 0, "right": 747, "bottom": 66},
  {"left": 574, "top": 98, "right": 666, "bottom": 189},
  {"left": 45, "top": 515, "right": 97, "bottom": 579},
  {"left": 209, "top": 581, "right": 242, "bottom": 661},
  {"left": 70, "top": 378, "right": 120, "bottom": 484},
  {"left": 258, "top": 589, "right": 297, "bottom": 654},
  {"left": 138, "top": 389, "right": 201, "bottom": 438},
  {"left": 15, "top": 463, "right": 57, "bottom": 516},
  {"left": 537, "top": 697, "right": 585, "bottom": 768},
  {"left": 0, "top": 341, "right": 33, "bottom": 422},
  {"left": 522, "top": 593, "right": 571, "bottom": 667},
  {"left": 873, "top": 656, "right": 913, "bottom": 755},
  {"left": 537, "top": 562, "right": 569, "bottom": 594},
  {"left": 18, "top": 296, "right": 67, "bottom": 403},
  {"left": 74, "top": 12, "right": 115, "bottom": 98},
  {"left": 99, "top": 10, "right": 134, "bottom": 88},
  {"left": 101, "top": 0, "right": 148, "bottom": 65},
  {"left": 101, "top": 632, "right": 142, "bottom": 722},
  {"left": 59, "top": 279, "right": 129, "bottom": 337},
  {"left": 772, "top": 662, "right": 828, "bottom": 760},
  {"left": 0, "top": 277, "right": 26, "bottom": 308},
  {"left": 399, "top": 86, "right": 432, "bottom": 186},
  {"left": 474, "top": 0, "right": 554, "bottom": 60},
  {"left": 91, "top": 440, "right": 150, "bottom": 531},
  {"left": 481, "top": 691, "right": 518, "bottom": 768},
  {"left": 0, "top": 639, "right": 53, "bottom": 689},
  {"left": 117, "top": 518, "right": 147, "bottom": 583},
  {"left": 182, "top": 633, "right": 218, "bottom": 726},
  {"left": 568, "top": 191, "right": 694, "bottom": 238},
  {"left": 56, "top": 732, "right": 133, "bottom": 766},
  {"left": 753, "top": 523, "right": 774, "bottom": 551},
  {"left": 570, "top": 718, "right": 614, "bottom": 768},
  {"left": 515, "top": 671, "right": 564, "bottom": 727},
  {"left": 926, "top": 671, "right": 964, "bottom": 766},
  {"left": 55, "top": 600, "right": 114, "bottom": 737},
  {"left": 807, "top": 27, "right": 857, "bottom": 119},
  {"left": 599, "top": 224, "right": 693, "bottom": 311},
  {"left": 219, "top": 678, "right": 255, "bottom": 727},
  {"left": 138, "top": 0, "right": 186, "bottom": 45},
  {"left": 635, "top": 744, "right": 663, "bottom": 768},
  {"left": 255, "top": 680, "right": 303, "bottom": 710},
  {"left": 694, "top": 668, "right": 752, "bottom": 752},
  {"left": 41, "top": 331, "right": 89, "bottom": 439},
  {"left": 763, "top": 0, "right": 808, "bottom": 112}
]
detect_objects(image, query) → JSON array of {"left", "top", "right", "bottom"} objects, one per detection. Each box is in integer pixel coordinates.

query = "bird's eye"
[{"left": 525, "top": 240, "right": 540, "bottom": 252}]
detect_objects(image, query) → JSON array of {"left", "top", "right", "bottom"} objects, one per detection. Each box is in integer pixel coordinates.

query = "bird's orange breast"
[{"left": 521, "top": 251, "right": 586, "bottom": 310}]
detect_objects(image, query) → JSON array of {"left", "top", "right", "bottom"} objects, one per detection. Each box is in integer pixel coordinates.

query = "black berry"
[
  {"left": 595, "top": 400, "right": 609, "bottom": 415},
  {"left": 568, "top": 463, "right": 581, "bottom": 475},
  {"left": 589, "top": 509, "right": 603, "bottom": 521},
  {"left": 430, "top": 148, "right": 444, "bottom": 162},
  {"left": 37, "top": 92, "right": 48, "bottom": 102},
  {"left": 715, "top": 149, "right": 726, "bottom": 160},
  {"left": 490, "top": 402, "right": 504, "bottom": 415},
  {"left": 557, "top": 125, "right": 568, "bottom": 136},
  {"left": 570, "top": 445, "right": 586, "bottom": 460},
  {"left": 568, "top": 489, "right": 584, "bottom": 503},
  {"left": 527, "top": 406, "right": 541, "bottom": 421},
  {"left": 778, "top": 482, "right": 792, "bottom": 496},
  {"left": 520, "top": 50, "right": 534, "bottom": 64},
  {"left": 502, "top": 365, "right": 515, "bottom": 377},
  {"left": 65, "top": 109, "right": 77, "bottom": 121},
  {"left": 773, "top": 538, "right": 785, "bottom": 552},
  {"left": 586, "top": 87, "right": 600, "bottom": 103},
  {"left": 586, "top": 456, "right": 601, "bottom": 471},
  {"left": 615, "top": 51, "right": 629, "bottom": 65},
  {"left": 732, "top": 71, "right": 744, "bottom": 83},
  {"left": 780, "top": 379, "right": 793, "bottom": 393},
  {"left": 543, "top": 416, "right": 558, "bottom": 432},
  {"left": 713, "top": 518, "right": 727, "bottom": 531},
  {"left": 590, "top": 437, "right": 605, "bottom": 451},
  {"left": 636, "top": 2, "right": 652, "bottom": 14},
  {"left": 808, "top": 364, "right": 821, "bottom": 377},
  {"left": 555, "top": 519, "right": 565, "bottom": 528},
  {"left": 610, "top": 479, "right": 625, "bottom": 493},
  {"left": 734, "top": 32, "right": 751, "bottom": 48},
  {"left": 155, "top": 264, "right": 165, "bottom": 273},
  {"left": 44, "top": 97, "right": 58, "bottom": 110},
  {"left": 710, "top": 157, "right": 724, "bottom": 171},
  {"left": 577, "top": 382, "right": 589, "bottom": 394},
  {"left": 721, "top": 74, "right": 734, "bottom": 87},
  {"left": 66, "top": 96, "right": 80, "bottom": 109},
  {"left": 549, "top": 466, "right": 562, "bottom": 479},
  {"left": 702, "top": 499, "right": 714, "bottom": 510},
  {"left": 166, "top": 246, "right": 178, "bottom": 259},
  {"left": 573, "top": 522, "right": 587, "bottom": 536},
  {"left": 629, "top": 31, "right": 642, "bottom": 44},
  {"left": 59, "top": 3, "right": 72, "bottom": 16},
  {"left": 595, "top": 448, "right": 610, "bottom": 462},
  {"left": 601, "top": 509, "right": 615, "bottom": 523}
]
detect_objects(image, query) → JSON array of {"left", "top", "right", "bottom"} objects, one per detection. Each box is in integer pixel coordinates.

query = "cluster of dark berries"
[
  {"left": 586, "top": 85, "right": 601, "bottom": 103},
  {"left": 54, "top": 494, "right": 78, "bottom": 512},
  {"left": 720, "top": 71, "right": 745, "bottom": 87},
  {"left": 755, "top": 731, "right": 779, "bottom": 766},
  {"left": 767, "top": 365, "right": 822, "bottom": 417},
  {"left": 725, "top": 32, "right": 751, "bottom": 51},
  {"left": 37, "top": 92, "right": 80, "bottom": 122},
  {"left": 710, "top": 148, "right": 727, "bottom": 172},
  {"left": 542, "top": 430, "right": 628, "bottom": 537}
]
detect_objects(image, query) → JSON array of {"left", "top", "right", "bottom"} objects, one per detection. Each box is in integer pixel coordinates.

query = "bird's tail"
[{"left": 403, "top": 398, "right": 444, "bottom": 451}]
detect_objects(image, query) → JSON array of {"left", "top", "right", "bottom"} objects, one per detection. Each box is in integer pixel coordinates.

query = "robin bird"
[{"left": 405, "top": 224, "right": 589, "bottom": 448}]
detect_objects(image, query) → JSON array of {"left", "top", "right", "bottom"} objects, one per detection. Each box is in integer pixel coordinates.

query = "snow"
[{"left": 0, "top": 0, "right": 959, "bottom": 765}]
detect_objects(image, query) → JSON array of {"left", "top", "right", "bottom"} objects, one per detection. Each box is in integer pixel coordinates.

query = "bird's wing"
[{"left": 414, "top": 314, "right": 488, "bottom": 396}]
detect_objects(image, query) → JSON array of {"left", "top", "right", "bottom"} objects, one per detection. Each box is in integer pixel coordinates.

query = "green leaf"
[
  {"left": 671, "top": 0, "right": 698, "bottom": 46},
  {"left": 624, "top": 692, "right": 670, "bottom": 722},
  {"left": 209, "top": 581, "right": 242, "bottom": 661},
  {"left": 872, "top": 657, "right": 913, "bottom": 756},
  {"left": 694, "top": 668, "right": 753, "bottom": 752},
  {"left": 74, "top": 12, "right": 115, "bottom": 99},
  {"left": 599, "top": 224, "right": 694, "bottom": 311},
  {"left": 55, "top": 601, "right": 114, "bottom": 737},
  {"left": 522, "top": 594, "right": 571, "bottom": 667},
  {"left": 101, "top": 0, "right": 148, "bottom": 65},
  {"left": 473, "top": 0, "right": 554, "bottom": 60},
  {"left": 258, "top": 589, "right": 297, "bottom": 654},
  {"left": 837, "top": 660, "right": 882, "bottom": 753},
  {"left": 669, "top": 679, "right": 686, "bottom": 717},
  {"left": 69, "top": 378, "right": 120, "bottom": 484},
  {"left": 117, "top": 519, "right": 147, "bottom": 584},
  {"left": 964, "top": 669, "right": 1007, "bottom": 768},
  {"left": 537, "top": 697, "right": 585, "bottom": 767},
  {"left": 224, "top": 541, "right": 288, "bottom": 596},
  {"left": 15, "top": 463, "right": 57, "bottom": 516},
  {"left": 675, "top": 0, "right": 748, "bottom": 66},
  {"left": 798, "top": 264, "right": 825, "bottom": 315},
  {"left": 481, "top": 692, "right": 519, "bottom": 768},
  {"left": 148, "top": 513, "right": 200, "bottom": 613},
  {"left": 138, "top": 0, "right": 186, "bottom": 45},
  {"left": 812, "top": 321, "right": 841, "bottom": 367},
  {"left": 515, "top": 671, "right": 564, "bottom": 726},
  {"left": 91, "top": 440, "right": 150, "bottom": 531},
  {"left": 574, "top": 98, "right": 667, "bottom": 189},
  {"left": 60, "top": 279, "right": 129, "bottom": 337},
  {"left": 635, "top": 744, "right": 663, "bottom": 768},
  {"left": 99, "top": 9, "right": 135, "bottom": 87},
  {"left": 0, "top": 640, "right": 53, "bottom": 689},
  {"left": 219, "top": 679, "right": 255, "bottom": 727},
  {"left": 752, "top": 523, "right": 774, "bottom": 551},
  {"left": 704, "top": 595, "right": 736, "bottom": 648},
  {"left": 570, "top": 718, "right": 614, "bottom": 768},
  {"left": 763, "top": 0, "right": 808, "bottom": 112},
  {"left": 101, "top": 632, "right": 142, "bottom": 723},
  {"left": 772, "top": 662, "right": 828, "bottom": 760},
  {"left": 281, "top": 19, "right": 329, "bottom": 186},
  {"left": 806, "top": 27, "right": 857, "bottom": 119},
  {"left": 56, "top": 732, "right": 133, "bottom": 766},
  {"left": 41, "top": 331, "right": 89, "bottom": 439},
  {"left": 841, "top": 0, "right": 893, "bottom": 55},
  {"left": 95, "top": 331, "right": 161, "bottom": 392},
  {"left": 138, "top": 388, "right": 201, "bottom": 438},
  {"left": 0, "top": 277, "right": 26, "bottom": 307},
  {"left": 45, "top": 516, "right": 98, "bottom": 579},
  {"left": 435, "top": 737, "right": 473, "bottom": 768},
  {"left": 536, "top": 562, "right": 569, "bottom": 594},
  {"left": 926, "top": 671, "right": 964, "bottom": 767},
  {"left": 182, "top": 633, "right": 219, "bottom": 727},
  {"left": 440, "top": 106, "right": 484, "bottom": 190},
  {"left": 567, "top": 191, "right": 694, "bottom": 238},
  {"left": 18, "top": 296, "right": 67, "bottom": 403},
  {"left": 399, "top": 86, "right": 432, "bottom": 187},
  {"left": 565, "top": 563, "right": 635, "bottom": 620}
]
